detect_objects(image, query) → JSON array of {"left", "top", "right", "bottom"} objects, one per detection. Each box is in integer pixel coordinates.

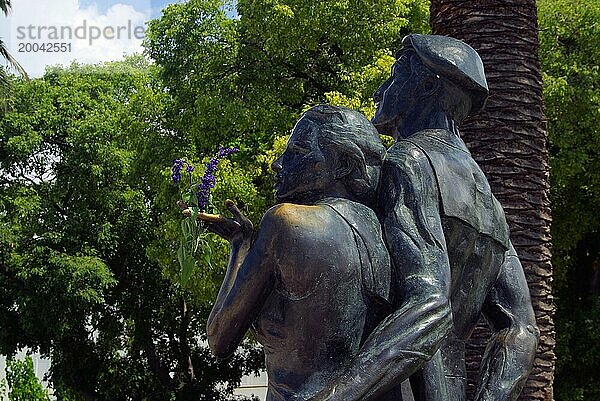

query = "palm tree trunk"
[
  {"left": 0, "top": 0, "right": 28, "bottom": 80},
  {"left": 429, "top": 2, "right": 555, "bottom": 401},
  {"left": 0, "top": 0, "right": 12, "bottom": 15}
]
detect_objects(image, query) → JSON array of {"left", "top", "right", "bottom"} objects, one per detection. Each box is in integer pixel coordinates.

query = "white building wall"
[
  {"left": 234, "top": 371, "right": 268, "bottom": 400},
  {"left": 0, "top": 351, "right": 266, "bottom": 400},
  {"left": 0, "top": 351, "right": 53, "bottom": 399}
]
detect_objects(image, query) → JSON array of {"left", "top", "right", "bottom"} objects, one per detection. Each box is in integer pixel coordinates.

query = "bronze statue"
[
  {"left": 203, "top": 34, "right": 539, "bottom": 401},
  {"left": 202, "top": 106, "right": 402, "bottom": 400},
  {"left": 308, "top": 34, "right": 540, "bottom": 401}
]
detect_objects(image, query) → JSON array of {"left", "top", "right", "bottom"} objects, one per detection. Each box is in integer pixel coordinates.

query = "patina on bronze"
[
  {"left": 308, "top": 34, "right": 540, "bottom": 401},
  {"left": 202, "top": 106, "right": 402, "bottom": 400},
  {"left": 203, "top": 34, "right": 539, "bottom": 401}
]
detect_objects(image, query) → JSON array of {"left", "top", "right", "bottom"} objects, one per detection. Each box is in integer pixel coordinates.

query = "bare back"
[{"left": 252, "top": 200, "right": 390, "bottom": 400}]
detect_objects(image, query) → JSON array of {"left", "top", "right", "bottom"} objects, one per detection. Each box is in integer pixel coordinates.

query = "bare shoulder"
[
  {"left": 252, "top": 203, "right": 339, "bottom": 258},
  {"left": 259, "top": 203, "right": 333, "bottom": 233}
]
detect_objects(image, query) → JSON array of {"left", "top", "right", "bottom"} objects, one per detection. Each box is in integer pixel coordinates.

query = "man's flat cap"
[{"left": 402, "top": 34, "right": 489, "bottom": 114}]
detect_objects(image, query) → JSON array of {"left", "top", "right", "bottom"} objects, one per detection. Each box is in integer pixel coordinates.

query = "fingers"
[
  {"left": 225, "top": 199, "right": 253, "bottom": 230},
  {"left": 195, "top": 200, "right": 241, "bottom": 222},
  {"left": 225, "top": 199, "right": 244, "bottom": 220},
  {"left": 197, "top": 212, "right": 223, "bottom": 223},
  {"left": 197, "top": 213, "right": 234, "bottom": 239},
  {"left": 196, "top": 202, "right": 242, "bottom": 224},
  {"left": 177, "top": 201, "right": 192, "bottom": 217},
  {"left": 178, "top": 201, "right": 193, "bottom": 217},
  {"left": 191, "top": 200, "right": 253, "bottom": 242}
]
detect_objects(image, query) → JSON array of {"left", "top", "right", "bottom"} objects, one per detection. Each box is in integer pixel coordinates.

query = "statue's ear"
[
  {"left": 419, "top": 74, "right": 441, "bottom": 99},
  {"left": 334, "top": 154, "right": 357, "bottom": 180}
]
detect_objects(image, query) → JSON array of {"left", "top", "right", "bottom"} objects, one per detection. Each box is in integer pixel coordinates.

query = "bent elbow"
[
  {"left": 406, "top": 294, "right": 453, "bottom": 361},
  {"left": 507, "top": 307, "right": 540, "bottom": 355},
  {"left": 425, "top": 294, "right": 453, "bottom": 332},
  {"left": 207, "top": 334, "right": 236, "bottom": 359},
  {"left": 515, "top": 321, "right": 540, "bottom": 355},
  {"left": 493, "top": 319, "right": 539, "bottom": 364},
  {"left": 209, "top": 341, "right": 235, "bottom": 359},
  {"left": 206, "top": 321, "right": 236, "bottom": 359},
  {"left": 528, "top": 320, "right": 540, "bottom": 344}
]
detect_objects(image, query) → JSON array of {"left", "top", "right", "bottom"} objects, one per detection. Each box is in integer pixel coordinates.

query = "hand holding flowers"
[{"left": 171, "top": 146, "right": 239, "bottom": 287}]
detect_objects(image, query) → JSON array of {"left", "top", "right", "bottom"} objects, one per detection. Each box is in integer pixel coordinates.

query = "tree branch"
[
  {"left": 135, "top": 317, "right": 177, "bottom": 391},
  {"left": 179, "top": 296, "right": 196, "bottom": 385}
]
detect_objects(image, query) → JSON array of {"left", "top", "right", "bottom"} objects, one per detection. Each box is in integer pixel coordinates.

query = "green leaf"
[
  {"left": 191, "top": 206, "right": 199, "bottom": 222},
  {"left": 182, "top": 190, "right": 193, "bottom": 204},
  {"left": 177, "top": 242, "right": 186, "bottom": 268},
  {"left": 187, "top": 188, "right": 199, "bottom": 208},
  {"left": 181, "top": 218, "right": 191, "bottom": 237},
  {"left": 180, "top": 252, "right": 196, "bottom": 287},
  {"left": 202, "top": 245, "right": 213, "bottom": 269}
]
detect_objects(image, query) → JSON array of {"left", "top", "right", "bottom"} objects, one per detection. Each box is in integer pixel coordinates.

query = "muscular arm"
[
  {"left": 206, "top": 208, "right": 281, "bottom": 358},
  {"left": 311, "top": 144, "right": 452, "bottom": 401},
  {"left": 475, "top": 242, "right": 539, "bottom": 401}
]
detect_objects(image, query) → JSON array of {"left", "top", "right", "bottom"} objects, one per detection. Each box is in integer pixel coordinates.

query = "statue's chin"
[
  {"left": 373, "top": 121, "right": 396, "bottom": 139},
  {"left": 274, "top": 187, "right": 297, "bottom": 203},
  {"left": 373, "top": 113, "right": 401, "bottom": 138},
  {"left": 276, "top": 188, "right": 321, "bottom": 205}
]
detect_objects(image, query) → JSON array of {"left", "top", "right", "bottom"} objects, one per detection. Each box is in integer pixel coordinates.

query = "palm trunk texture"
[{"left": 429, "top": 2, "right": 555, "bottom": 401}]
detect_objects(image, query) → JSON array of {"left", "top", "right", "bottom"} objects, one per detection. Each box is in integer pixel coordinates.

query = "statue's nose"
[
  {"left": 373, "top": 88, "right": 382, "bottom": 104},
  {"left": 373, "top": 77, "right": 393, "bottom": 104},
  {"left": 271, "top": 157, "right": 282, "bottom": 173}
]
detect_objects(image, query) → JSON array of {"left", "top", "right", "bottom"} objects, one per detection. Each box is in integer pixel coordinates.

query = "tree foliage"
[
  {"left": 144, "top": 0, "right": 428, "bottom": 153},
  {"left": 0, "top": 59, "right": 263, "bottom": 400},
  {"left": 539, "top": 0, "right": 600, "bottom": 399},
  {"left": 0, "top": 355, "right": 50, "bottom": 401},
  {"left": 1, "top": 0, "right": 429, "bottom": 399}
]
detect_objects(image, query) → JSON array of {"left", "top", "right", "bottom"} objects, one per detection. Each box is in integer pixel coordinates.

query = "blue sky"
[
  {"left": 1, "top": 0, "right": 185, "bottom": 76},
  {"left": 79, "top": 0, "right": 175, "bottom": 18}
]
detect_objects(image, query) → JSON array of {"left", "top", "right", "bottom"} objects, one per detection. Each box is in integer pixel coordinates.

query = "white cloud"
[{"left": 1, "top": 0, "right": 152, "bottom": 77}]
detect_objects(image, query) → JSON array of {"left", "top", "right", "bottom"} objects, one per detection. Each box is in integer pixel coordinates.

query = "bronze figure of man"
[
  {"left": 202, "top": 106, "right": 401, "bottom": 400},
  {"left": 309, "top": 35, "right": 540, "bottom": 401}
]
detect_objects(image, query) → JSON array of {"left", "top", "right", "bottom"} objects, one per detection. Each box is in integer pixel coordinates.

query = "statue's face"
[
  {"left": 272, "top": 118, "right": 334, "bottom": 203},
  {"left": 271, "top": 118, "right": 334, "bottom": 203},
  {"left": 372, "top": 50, "right": 420, "bottom": 139}
]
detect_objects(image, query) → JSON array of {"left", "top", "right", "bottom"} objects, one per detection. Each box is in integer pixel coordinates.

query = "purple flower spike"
[
  {"left": 195, "top": 146, "right": 239, "bottom": 211},
  {"left": 171, "top": 159, "right": 185, "bottom": 184},
  {"left": 218, "top": 145, "right": 239, "bottom": 158},
  {"left": 172, "top": 159, "right": 195, "bottom": 184},
  {"left": 171, "top": 147, "right": 238, "bottom": 210}
]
